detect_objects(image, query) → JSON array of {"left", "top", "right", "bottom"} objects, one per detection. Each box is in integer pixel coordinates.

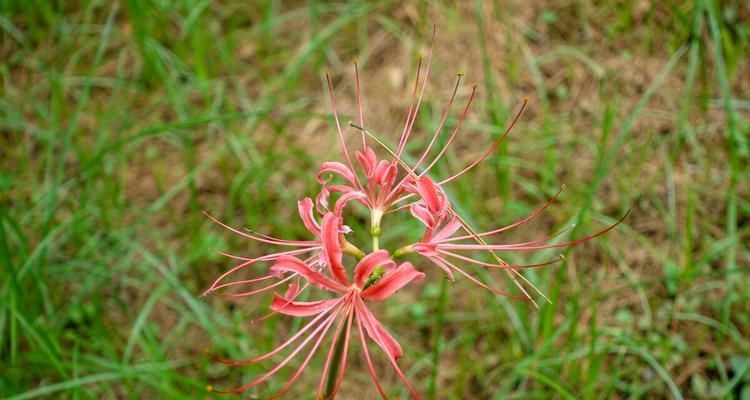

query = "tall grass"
[{"left": 1, "top": 1, "right": 748, "bottom": 398}]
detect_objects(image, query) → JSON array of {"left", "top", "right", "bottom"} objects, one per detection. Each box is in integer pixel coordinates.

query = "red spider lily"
[
  {"left": 203, "top": 25, "right": 628, "bottom": 398},
  {"left": 206, "top": 212, "right": 425, "bottom": 399}
]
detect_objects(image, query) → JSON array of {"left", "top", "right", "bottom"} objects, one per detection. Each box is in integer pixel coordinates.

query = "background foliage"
[{"left": 1, "top": 0, "right": 749, "bottom": 398}]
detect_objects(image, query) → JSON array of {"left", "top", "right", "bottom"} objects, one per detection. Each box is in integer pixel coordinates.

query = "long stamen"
[
  {"left": 210, "top": 248, "right": 254, "bottom": 261},
  {"left": 210, "top": 301, "right": 342, "bottom": 394},
  {"left": 439, "top": 186, "right": 565, "bottom": 242},
  {"left": 441, "top": 210, "right": 630, "bottom": 251},
  {"left": 245, "top": 228, "right": 318, "bottom": 246},
  {"left": 206, "top": 298, "right": 344, "bottom": 366},
  {"left": 449, "top": 211, "right": 545, "bottom": 307},
  {"left": 354, "top": 59, "right": 366, "bottom": 150},
  {"left": 437, "top": 250, "right": 564, "bottom": 269},
  {"left": 211, "top": 274, "right": 297, "bottom": 298},
  {"left": 355, "top": 307, "right": 388, "bottom": 398},
  {"left": 208, "top": 275, "right": 277, "bottom": 292},
  {"left": 444, "top": 224, "right": 575, "bottom": 250},
  {"left": 325, "top": 71, "right": 366, "bottom": 193},
  {"left": 318, "top": 294, "right": 355, "bottom": 398},
  {"left": 204, "top": 248, "right": 320, "bottom": 294},
  {"left": 397, "top": 25, "right": 436, "bottom": 158},
  {"left": 418, "top": 84, "right": 477, "bottom": 177},
  {"left": 383, "top": 200, "right": 414, "bottom": 215},
  {"left": 266, "top": 308, "right": 344, "bottom": 399},
  {"left": 329, "top": 309, "right": 356, "bottom": 396},
  {"left": 204, "top": 211, "right": 317, "bottom": 247},
  {"left": 202, "top": 258, "right": 257, "bottom": 296},
  {"left": 439, "top": 98, "right": 528, "bottom": 186},
  {"left": 356, "top": 299, "right": 420, "bottom": 398},
  {"left": 412, "top": 73, "right": 463, "bottom": 170},
  {"left": 493, "top": 224, "right": 575, "bottom": 248},
  {"left": 430, "top": 255, "right": 528, "bottom": 300},
  {"left": 396, "top": 56, "right": 422, "bottom": 157},
  {"left": 383, "top": 81, "right": 476, "bottom": 205}
]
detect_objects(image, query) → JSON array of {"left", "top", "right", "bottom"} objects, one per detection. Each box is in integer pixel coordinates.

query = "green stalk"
[
  {"left": 323, "top": 312, "right": 350, "bottom": 399},
  {"left": 428, "top": 278, "right": 448, "bottom": 399},
  {"left": 371, "top": 208, "right": 382, "bottom": 252}
]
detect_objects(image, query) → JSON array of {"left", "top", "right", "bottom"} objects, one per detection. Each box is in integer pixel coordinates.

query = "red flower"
[{"left": 203, "top": 25, "right": 628, "bottom": 397}]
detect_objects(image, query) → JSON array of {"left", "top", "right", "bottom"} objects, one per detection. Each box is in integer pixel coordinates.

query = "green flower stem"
[
  {"left": 370, "top": 208, "right": 382, "bottom": 252},
  {"left": 323, "top": 311, "right": 349, "bottom": 399}
]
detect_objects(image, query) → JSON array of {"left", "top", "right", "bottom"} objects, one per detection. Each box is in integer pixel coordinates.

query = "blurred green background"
[{"left": 1, "top": 0, "right": 749, "bottom": 398}]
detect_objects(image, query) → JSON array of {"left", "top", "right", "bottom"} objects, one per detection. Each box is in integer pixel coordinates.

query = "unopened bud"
[
  {"left": 393, "top": 245, "right": 414, "bottom": 259},
  {"left": 341, "top": 238, "right": 366, "bottom": 260}
]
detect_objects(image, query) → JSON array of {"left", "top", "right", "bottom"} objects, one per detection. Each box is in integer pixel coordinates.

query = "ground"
[{"left": 1, "top": 1, "right": 749, "bottom": 399}]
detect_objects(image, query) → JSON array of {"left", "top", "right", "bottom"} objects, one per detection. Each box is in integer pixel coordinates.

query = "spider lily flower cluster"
[{"left": 202, "top": 29, "right": 627, "bottom": 398}]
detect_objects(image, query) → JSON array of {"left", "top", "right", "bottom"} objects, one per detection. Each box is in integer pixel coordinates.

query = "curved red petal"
[
  {"left": 270, "top": 255, "right": 347, "bottom": 292},
  {"left": 431, "top": 216, "right": 462, "bottom": 242},
  {"left": 357, "top": 300, "right": 403, "bottom": 360},
  {"left": 353, "top": 250, "right": 395, "bottom": 287},
  {"left": 318, "top": 161, "right": 357, "bottom": 186},
  {"left": 334, "top": 191, "right": 368, "bottom": 217},
  {"left": 415, "top": 176, "right": 442, "bottom": 213},
  {"left": 321, "top": 213, "right": 351, "bottom": 286},
  {"left": 270, "top": 293, "right": 340, "bottom": 317},
  {"left": 356, "top": 147, "right": 378, "bottom": 178},
  {"left": 297, "top": 197, "right": 321, "bottom": 236}
]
